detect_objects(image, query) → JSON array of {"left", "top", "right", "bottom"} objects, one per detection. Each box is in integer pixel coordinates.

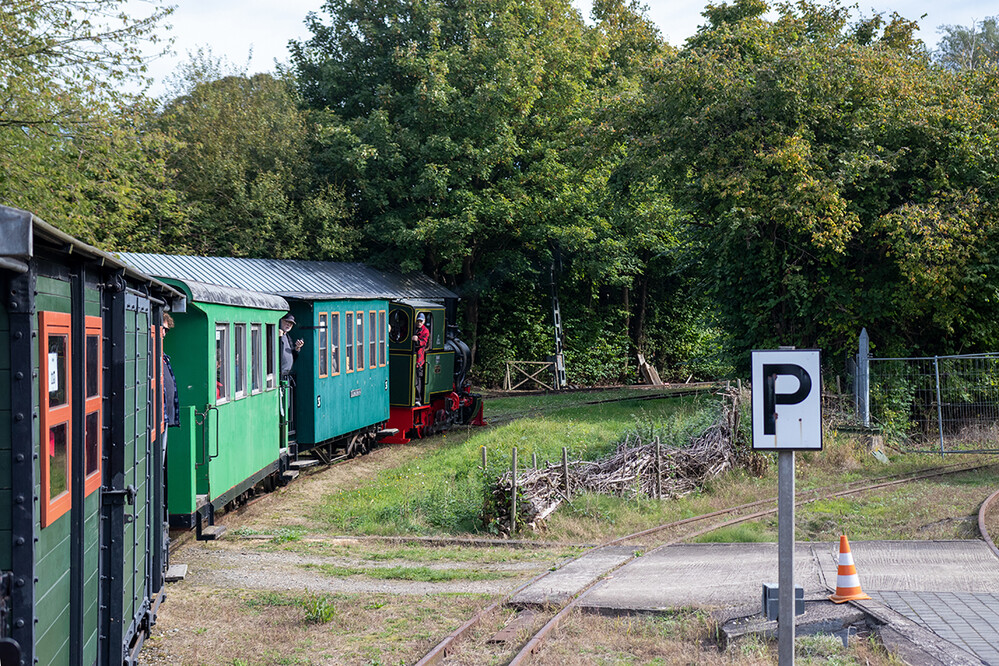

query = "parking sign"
[{"left": 751, "top": 350, "right": 822, "bottom": 450}]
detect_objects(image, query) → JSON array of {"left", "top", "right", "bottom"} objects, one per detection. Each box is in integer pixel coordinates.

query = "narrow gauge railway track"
[{"left": 416, "top": 460, "right": 998, "bottom": 666}]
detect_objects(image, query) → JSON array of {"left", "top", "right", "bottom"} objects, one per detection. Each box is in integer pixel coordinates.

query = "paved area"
[
  {"left": 514, "top": 540, "right": 999, "bottom": 664},
  {"left": 874, "top": 591, "right": 999, "bottom": 665}
]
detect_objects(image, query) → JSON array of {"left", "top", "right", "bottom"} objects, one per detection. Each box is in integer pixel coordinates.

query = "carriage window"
[
  {"left": 266, "top": 323, "right": 276, "bottom": 389},
  {"left": 84, "top": 316, "right": 102, "bottom": 496},
  {"left": 48, "top": 334, "right": 68, "bottom": 408},
  {"left": 40, "top": 311, "right": 73, "bottom": 528},
  {"left": 389, "top": 309, "right": 408, "bottom": 343},
  {"left": 369, "top": 312, "right": 377, "bottom": 368},
  {"left": 356, "top": 314, "right": 365, "bottom": 370},
  {"left": 331, "top": 313, "right": 340, "bottom": 375},
  {"left": 251, "top": 324, "right": 263, "bottom": 393},
  {"left": 85, "top": 412, "right": 99, "bottom": 477},
  {"left": 234, "top": 324, "right": 247, "bottom": 398},
  {"left": 86, "top": 334, "right": 99, "bottom": 398},
  {"left": 318, "top": 313, "right": 329, "bottom": 377},
  {"left": 378, "top": 310, "right": 386, "bottom": 366},
  {"left": 48, "top": 423, "right": 69, "bottom": 500},
  {"left": 216, "top": 324, "right": 230, "bottom": 403},
  {"left": 345, "top": 313, "right": 354, "bottom": 372}
]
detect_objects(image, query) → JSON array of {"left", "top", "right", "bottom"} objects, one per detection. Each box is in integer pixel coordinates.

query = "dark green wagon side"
[{"left": 0, "top": 206, "right": 181, "bottom": 665}]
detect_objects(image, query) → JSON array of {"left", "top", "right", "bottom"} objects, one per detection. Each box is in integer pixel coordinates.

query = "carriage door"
[{"left": 100, "top": 286, "right": 159, "bottom": 665}]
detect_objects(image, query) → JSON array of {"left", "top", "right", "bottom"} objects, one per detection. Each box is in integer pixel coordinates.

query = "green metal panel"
[
  {"left": 167, "top": 407, "right": 198, "bottom": 515},
  {"left": 389, "top": 352, "right": 415, "bottom": 407},
  {"left": 33, "top": 279, "right": 74, "bottom": 666},
  {"left": 425, "top": 351, "right": 455, "bottom": 397},
  {"left": 293, "top": 299, "right": 391, "bottom": 445}
]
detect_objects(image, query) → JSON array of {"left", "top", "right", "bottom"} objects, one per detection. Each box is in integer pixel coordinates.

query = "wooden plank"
[{"left": 488, "top": 609, "right": 537, "bottom": 644}]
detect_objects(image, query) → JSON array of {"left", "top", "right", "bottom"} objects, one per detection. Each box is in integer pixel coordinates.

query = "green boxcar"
[
  {"left": 287, "top": 298, "right": 391, "bottom": 453},
  {"left": 0, "top": 206, "right": 181, "bottom": 665},
  {"left": 159, "top": 279, "right": 288, "bottom": 529}
]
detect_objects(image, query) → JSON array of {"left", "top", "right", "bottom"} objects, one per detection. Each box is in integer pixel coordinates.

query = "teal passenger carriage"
[
  {"left": 286, "top": 297, "right": 391, "bottom": 457},
  {"left": 0, "top": 206, "right": 181, "bottom": 666}
]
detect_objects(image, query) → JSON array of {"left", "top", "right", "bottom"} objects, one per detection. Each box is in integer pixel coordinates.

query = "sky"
[{"left": 133, "top": 0, "right": 998, "bottom": 97}]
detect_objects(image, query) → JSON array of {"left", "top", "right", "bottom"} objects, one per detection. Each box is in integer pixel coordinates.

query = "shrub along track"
[{"left": 415, "top": 460, "right": 999, "bottom": 666}]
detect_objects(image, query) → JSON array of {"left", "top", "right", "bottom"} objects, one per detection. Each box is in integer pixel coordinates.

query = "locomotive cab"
[{"left": 388, "top": 300, "right": 452, "bottom": 407}]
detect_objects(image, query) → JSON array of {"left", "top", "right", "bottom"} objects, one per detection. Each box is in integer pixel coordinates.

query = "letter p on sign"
[{"left": 751, "top": 350, "right": 822, "bottom": 450}]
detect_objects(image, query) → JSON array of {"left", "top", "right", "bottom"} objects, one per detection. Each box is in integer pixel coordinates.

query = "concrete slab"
[
  {"left": 511, "top": 546, "right": 634, "bottom": 606},
  {"left": 581, "top": 543, "right": 827, "bottom": 611},
  {"left": 816, "top": 541, "right": 999, "bottom": 594}
]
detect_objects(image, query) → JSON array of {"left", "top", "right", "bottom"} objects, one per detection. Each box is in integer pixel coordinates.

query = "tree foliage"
[
  {"left": 156, "top": 51, "right": 356, "bottom": 258},
  {"left": 641, "top": 0, "right": 999, "bottom": 361},
  {"left": 0, "top": 0, "right": 180, "bottom": 248},
  {"left": 290, "top": 0, "right": 691, "bottom": 377}
]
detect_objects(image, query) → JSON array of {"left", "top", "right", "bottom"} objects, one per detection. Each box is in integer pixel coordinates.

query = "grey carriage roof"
[
  {"left": 116, "top": 253, "right": 457, "bottom": 301},
  {"left": 169, "top": 278, "right": 290, "bottom": 312},
  {"left": 0, "top": 206, "right": 184, "bottom": 304}
]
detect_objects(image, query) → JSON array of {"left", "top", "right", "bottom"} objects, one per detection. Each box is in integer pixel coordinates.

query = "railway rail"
[{"left": 415, "top": 460, "right": 999, "bottom": 665}]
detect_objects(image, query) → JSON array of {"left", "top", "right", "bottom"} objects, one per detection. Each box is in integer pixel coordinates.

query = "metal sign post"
[{"left": 752, "top": 349, "right": 822, "bottom": 666}]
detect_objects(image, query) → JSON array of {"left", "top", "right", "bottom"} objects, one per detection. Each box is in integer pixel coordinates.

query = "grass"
[
  {"left": 483, "top": 386, "right": 694, "bottom": 421},
  {"left": 311, "top": 387, "right": 998, "bottom": 543},
  {"left": 312, "top": 393, "right": 716, "bottom": 536}
]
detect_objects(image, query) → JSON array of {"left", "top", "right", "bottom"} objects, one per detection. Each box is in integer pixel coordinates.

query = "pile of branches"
[{"left": 484, "top": 387, "right": 752, "bottom": 535}]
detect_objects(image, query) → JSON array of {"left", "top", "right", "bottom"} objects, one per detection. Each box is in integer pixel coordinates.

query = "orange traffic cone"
[{"left": 829, "top": 534, "right": 871, "bottom": 603}]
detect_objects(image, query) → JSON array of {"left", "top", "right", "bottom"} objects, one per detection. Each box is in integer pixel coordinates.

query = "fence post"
[
  {"left": 532, "top": 452, "right": 537, "bottom": 469},
  {"left": 934, "top": 357, "right": 945, "bottom": 457},
  {"left": 503, "top": 362, "right": 512, "bottom": 391},
  {"left": 858, "top": 328, "right": 870, "bottom": 428},
  {"left": 656, "top": 438, "right": 662, "bottom": 499},
  {"left": 481, "top": 446, "right": 487, "bottom": 473},
  {"left": 562, "top": 447, "right": 569, "bottom": 497},
  {"left": 511, "top": 447, "right": 518, "bottom": 536}
]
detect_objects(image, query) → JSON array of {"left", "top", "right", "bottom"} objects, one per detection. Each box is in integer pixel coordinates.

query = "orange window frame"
[
  {"left": 84, "top": 316, "right": 103, "bottom": 496},
  {"left": 378, "top": 310, "right": 386, "bottom": 367},
  {"left": 40, "top": 311, "right": 73, "bottom": 528},
  {"left": 356, "top": 313, "right": 365, "bottom": 371},
  {"left": 318, "top": 313, "right": 329, "bottom": 378},
  {"left": 368, "top": 311, "right": 377, "bottom": 369},
  {"left": 330, "top": 313, "right": 341, "bottom": 376},
  {"left": 149, "top": 324, "right": 161, "bottom": 444},
  {"left": 345, "top": 312, "right": 354, "bottom": 373}
]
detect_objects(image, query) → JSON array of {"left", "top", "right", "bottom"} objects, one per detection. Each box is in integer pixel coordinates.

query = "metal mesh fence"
[{"left": 867, "top": 354, "right": 999, "bottom": 453}]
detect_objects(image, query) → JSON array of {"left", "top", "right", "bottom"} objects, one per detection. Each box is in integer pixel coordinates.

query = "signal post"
[{"left": 751, "top": 350, "right": 822, "bottom": 665}]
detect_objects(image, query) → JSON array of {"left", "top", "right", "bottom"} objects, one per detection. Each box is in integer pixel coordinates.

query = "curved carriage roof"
[
  {"left": 167, "top": 279, "right": 290, "bottom": 311},
  {"left": 116, "top": 253, "right": 457, "bottom": 301}
]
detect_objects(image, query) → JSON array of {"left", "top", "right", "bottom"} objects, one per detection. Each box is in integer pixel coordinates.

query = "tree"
[
  {"left": 641, "top": 0, "right": 999, "bottom": 363},
  {"left": 0, "top": 0, "right": 181, "bottom": 247},
  {"left": 157, "top": 51, "right": 357, "bottom": 258},
  {"left": 292, "top": 0, "right": 610, "bottom": 368},
  {"left": 936, "top": 17, "right": 999, "bottom": 70}
]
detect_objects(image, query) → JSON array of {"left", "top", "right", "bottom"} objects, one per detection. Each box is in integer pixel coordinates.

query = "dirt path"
[{"left": 145, "top": 442, "right": 568, "bottom": 665}]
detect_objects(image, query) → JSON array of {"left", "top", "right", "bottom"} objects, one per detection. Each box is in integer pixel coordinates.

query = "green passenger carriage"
[
  {"left": 0, "top": 206, "right": 181, "bottom": 666},
  {"left": 156, "top": 279, "right": 289, "bottom": 534}
]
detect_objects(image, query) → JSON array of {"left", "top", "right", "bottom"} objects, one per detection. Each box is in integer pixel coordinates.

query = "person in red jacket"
[{"left": 412, "top": 313, "right": 430, "bottom": 405}]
